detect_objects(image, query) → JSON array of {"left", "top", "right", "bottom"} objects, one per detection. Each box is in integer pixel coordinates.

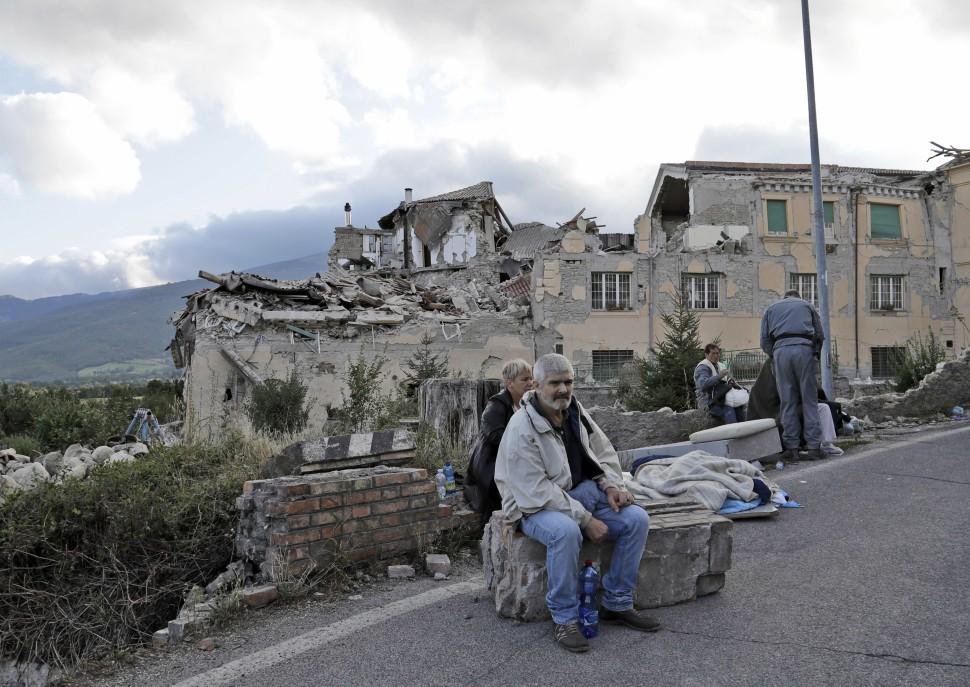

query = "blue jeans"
[
  {"left": 710, "top": 404, "right": 746, "bottom": 424},
  {"left": 520, "top": 479, "right": 649, "bottom": 625}
]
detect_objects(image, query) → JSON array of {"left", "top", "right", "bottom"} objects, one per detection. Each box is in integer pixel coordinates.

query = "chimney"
[
  {"left": 404, "top": 187, "right": 413, "bottom": 203},
  {"left": 344, "top": 202, "right": 352, "bottom": 227}
]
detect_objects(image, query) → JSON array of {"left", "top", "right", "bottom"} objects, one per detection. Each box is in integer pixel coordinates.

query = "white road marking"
[{"left": 172, "top": 577, "right": 485, "bottom": 687}]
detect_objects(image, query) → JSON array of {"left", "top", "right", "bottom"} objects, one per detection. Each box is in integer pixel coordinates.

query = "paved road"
[{"left": 97, "top": 424, "right": 970, "bottom": 687}]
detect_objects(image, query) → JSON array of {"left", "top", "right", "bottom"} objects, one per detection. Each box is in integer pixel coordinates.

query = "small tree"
[
  {"left": 402, "top": 331, "right": 450, "bottom": 394},
  {"left": 620, "top": 289, "right": 704, "bottom": 412},
  {"left": 892, "top": 329, "right": 946, "bottom": 392},
  {"left": 245, "top": 371, "right": 312, "bottom": 439},
  {"left": 335, "top": 349, "right": 393, "bottom": 433}
]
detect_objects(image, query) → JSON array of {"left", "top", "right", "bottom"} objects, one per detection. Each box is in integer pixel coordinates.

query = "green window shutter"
[
  {"left": 870, "top": 203, "right": 901, "bottom": 239},
  {"left": 823, "top": 201, "right": 834, "bottom": 227},
  {"left": 766, "top": 200, "right": 788, "bottom": 233}
]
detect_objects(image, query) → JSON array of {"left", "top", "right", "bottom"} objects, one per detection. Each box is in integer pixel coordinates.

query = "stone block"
[
  {"left": 425, "top": 553, "right": 452, "bottom": 576},
  {"left": 242, "top": 584, "right": 279, "bottom": 608},
  {"left": 387, "top": 564, "right": 415, "bottom": 579},
  {"left": 482, "top": 506, "right": 733, "bottom": 620},
  {"left": 151, "top": 628, "right": 170, "bottom": 649}
]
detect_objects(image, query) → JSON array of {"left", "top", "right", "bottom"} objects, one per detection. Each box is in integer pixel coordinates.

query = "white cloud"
[
  {"left": 0, "top": 172, "right": 20, "bottom": 196},
  {"left": 87, "top": 67, "right": 195, "bottom": 146},
  {"left": 0, "top": 92, "right": 140, "bottom": 198}
]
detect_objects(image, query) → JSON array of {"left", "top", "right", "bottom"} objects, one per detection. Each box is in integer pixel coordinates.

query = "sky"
[{"left": 0, "top": 0, "right": 967, "bottom": 299}]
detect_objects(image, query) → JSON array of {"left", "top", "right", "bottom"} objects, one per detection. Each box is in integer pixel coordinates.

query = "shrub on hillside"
[
  {"left": 0, "top": 383, "right": 41, "bottom": 437},
  {"left": 892, "top": 329, "right": 947, "bottom": 392},
  {"left": 0, "top": 433, "right": 41, "bottom": 457},
  {"left": 0, "top": 436, "right": 264, "bottom": 671}
]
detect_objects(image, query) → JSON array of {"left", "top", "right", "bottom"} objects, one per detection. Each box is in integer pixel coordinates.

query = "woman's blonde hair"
[{"left": 501, "top": 358, "right": 532, "bottom": 382}]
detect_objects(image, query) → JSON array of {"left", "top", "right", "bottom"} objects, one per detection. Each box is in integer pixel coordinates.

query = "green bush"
[
  {"left": 330, "top": 349, "right": 397, "bottom": 434},
  {"left": 892, "top": 330, "right": 947, "bottom": 392},
  {"left": 0, "top": 433, "right": 41, "bottom": 456},
  {"left": 0, "top": 436, "right": 264, "bottom": 671},
  {"left": 0, "top": 383, "right": 41, "bottom": 437},
  {"left": 245, "top": 372, "right": 312, "bottom": 439}
]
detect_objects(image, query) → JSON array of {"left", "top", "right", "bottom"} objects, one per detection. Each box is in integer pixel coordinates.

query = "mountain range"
[{"left": 0, "top": 252, "right": 332, "bottom": 383}]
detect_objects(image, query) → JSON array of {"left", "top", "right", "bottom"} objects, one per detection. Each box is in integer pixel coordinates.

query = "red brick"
[
  {"left": 346, "top": 488, "right": 383, "bottom": 505},
  {"left": 351, "top": 504, "right": 371, "bottom": 518},
  {"left": 372, "top": 526, "right": 411, "bottom": 544},
  {"left": 351, "top": 477, "right": 374, "bottom": 490},
  {"left": 320, "top": 496, "right": 343, "bottom": 509},
  {"left": 379, "top": 537, "right": 418, "bottom": 557},
  {"left": 346, "top": 516, "right": 383, "bottom": 532},
  {"left": 286, "top": 514, "right": 311, "bottom": 529},
  {"left": 372, "top": 499, "right": 409, "bottom": 515},
  {"left": 276, "top": 483, "right": 309, "bottom": 497},
  {"left": 401, "top": 482, "right": 434, "bottom": 497},
  {"left": 373, "top": 472, "right": 409, "bottom": 487},
  {"left": 408, "top": 469, "right": 429, "bottom": 481},
  {"left": 378, "top": 510, "right": 424, "bottom": 527},
  {"left": 346, "top": 546, "right": 380, "bottom": 562},
  {"left": 379, "top": 486, "right": 402, "bottom": 499},
  {"left": 283, "top": 529, "right": 323, "bottom": 546},
  {"left": 286, "top": 545, "right": 310, "bottom": 561},
  {"left": 310, "top": 510, "right": 345, "bottom": 526},
  {"left": 310, "top": 481, "right": 348, "bottom": 496},
  {"left": 437, "top": 504, "right": 454, "bottom": 518},
  {"left": 409, "top": 494, "right": 435, "bottom": 509},
  {"left": 309, "top": 539, "right": 340, "bottom": 558},
  {"left": 282, "top": 498, "right": 322, "bottom": 515},
  {"left": 343, "top": 532, "right": 374, "bottom": 549}
]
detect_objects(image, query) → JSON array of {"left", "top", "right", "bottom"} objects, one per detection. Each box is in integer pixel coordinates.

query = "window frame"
[
  {"left": 682, "top": 273, "right": 721, "bottom": 310},
  {"left": 869, "top": 274, "right": 905, "bottom": 312},
  {"left": 765, "top": 198, "right": 789, "bottom": 235},
  {"left": 591, "top": 349, "right": 634, "bottom": 383},
  {"left": 869, "top": 202, "right": 902, "bottom": 240},
  {"left": 789, "top": 273, "right": 818, "bottom": 307},
  {"left": 591, "top": 272, "right": 632, "bottom": 311}
]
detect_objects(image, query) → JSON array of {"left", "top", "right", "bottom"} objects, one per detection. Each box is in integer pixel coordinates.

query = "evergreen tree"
[
  {"left": 620, "top": 289, "right": 705, "bottom": 412},
  {"left": 402, "top": 331, "right": 450, "bottom": 393}
]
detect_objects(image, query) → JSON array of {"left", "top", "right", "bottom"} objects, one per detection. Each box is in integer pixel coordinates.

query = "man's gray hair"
[
  {"left": 501, "top": 358, "right": 532, "bottom": 382},
  {"left": 533, "top": 353, "right": 574, "bottom": 382},
  {"left": 784, "top": 289, "right": 801, "bottom": 298}
]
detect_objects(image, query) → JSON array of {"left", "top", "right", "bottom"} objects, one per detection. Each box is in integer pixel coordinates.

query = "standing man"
[
  {"left": 760, "top": 289, "right": 826, "bottom": 460},
  {"left": 494, "top": 354, "right": 659, "bottom": 653}
]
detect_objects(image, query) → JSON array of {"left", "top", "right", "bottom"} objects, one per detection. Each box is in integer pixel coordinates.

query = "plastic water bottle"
[
  {"left": 442, "top": 462, "right": 456, "bottom": 493},
  {"left": 435, "top": 469, "right": 447, "bottom": 499},
  {"left": 775, "top": 460, "right": 785, "bottom": 471},
  {"left": 578, "top": 560, "right": 599, "bottom": 639}
]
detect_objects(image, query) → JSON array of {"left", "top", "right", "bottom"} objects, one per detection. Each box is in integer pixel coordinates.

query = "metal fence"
[{"left": 721, "top": 348, "right": 767, "bottom": 382}]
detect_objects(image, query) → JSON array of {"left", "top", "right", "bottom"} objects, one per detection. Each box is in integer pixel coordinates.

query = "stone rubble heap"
[
  {"left": 0, "top": 442, "right": 150, "bottom": 504},
  {"left": 171, "top": 267, "right": 530, "bottom": 350}
]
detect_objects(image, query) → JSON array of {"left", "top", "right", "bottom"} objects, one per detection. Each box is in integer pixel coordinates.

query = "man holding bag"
[{"left": 694, "top": 343, "right": 747, "bottom": 424}]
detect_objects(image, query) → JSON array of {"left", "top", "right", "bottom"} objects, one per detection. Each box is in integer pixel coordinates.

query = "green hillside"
[{"left": 0, "top": 252, "right": 330, "bottom": 383}]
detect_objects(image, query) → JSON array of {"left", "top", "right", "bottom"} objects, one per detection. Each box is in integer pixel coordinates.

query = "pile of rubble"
[
  {"left": 0, "top": 442, "right": 150, "bottom": 504},
  {"left": 171, "top": 268, "right": 530, "bottom": 351}
]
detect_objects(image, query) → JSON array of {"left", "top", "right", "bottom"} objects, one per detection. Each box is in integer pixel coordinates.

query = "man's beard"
[{"left": 539, "top": 391, "right": 571, "bottom": 412}]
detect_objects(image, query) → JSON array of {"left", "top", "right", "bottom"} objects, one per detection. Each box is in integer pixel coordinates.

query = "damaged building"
[{"left": 638, "top": 158, "right": 970, "bottom": 379}]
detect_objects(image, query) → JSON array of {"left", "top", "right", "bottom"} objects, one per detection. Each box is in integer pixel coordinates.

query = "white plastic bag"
[{"left": 724, "top": 387, "right": 749, "bottom": 408}]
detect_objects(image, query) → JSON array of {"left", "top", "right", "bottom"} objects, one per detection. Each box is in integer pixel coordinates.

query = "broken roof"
[
  {"left": 413, "top": 181, "right": 495, "bottom": 203},
  {"left": 684, "top": 160, "right": 929, "bottom": 178},
  {"left": 502, "top": 222, "right": 566, "bottom": 260}
]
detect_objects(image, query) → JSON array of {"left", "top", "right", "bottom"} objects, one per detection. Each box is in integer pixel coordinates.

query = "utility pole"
[{"left": 801, "top": 0, "right": 833, "bottom": 396}]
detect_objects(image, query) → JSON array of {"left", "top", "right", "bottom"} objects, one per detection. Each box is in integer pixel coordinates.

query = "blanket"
[{"left": 625, "top": 450, "right": 769, "bottom": 511}]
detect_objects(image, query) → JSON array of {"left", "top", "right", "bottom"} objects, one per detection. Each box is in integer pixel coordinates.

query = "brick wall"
[{"left": 235, "top": 466, "right": 476, "bottom": 579}]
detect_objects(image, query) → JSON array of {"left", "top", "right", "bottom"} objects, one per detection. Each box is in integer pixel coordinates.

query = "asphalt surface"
[{"left": 90, "top": 424, "right": 970, "bottom": 687}]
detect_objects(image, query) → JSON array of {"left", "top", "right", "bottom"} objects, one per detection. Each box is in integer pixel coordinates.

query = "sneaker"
[
  {"left": 553, "top": 621, "right": 590, "bottom": 653},
  {"left": 769, "top": 448, "right": 799, "bottom": 464},
  {"left": 600, "top": 607, "right": 661, "bottom": 632},
  {"left": 798, "top": 448, "right": 824, "bottom": 461},
  {"left": 821, "top": 443, "right": 844, "bottom": 456}
]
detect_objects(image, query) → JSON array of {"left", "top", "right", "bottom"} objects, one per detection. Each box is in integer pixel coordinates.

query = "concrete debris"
[
  {"left": 241, "top": 584, "right": 279, "bottom": 608},
  {"left": 278, "top": 430, "right": 416, "bottom": 476},
  {"left": 387, "top": 564, "right": 415, "bottom": 579},
  {"left": 197, "top": 637, "right": 217, "bottom": 651},
  {"left": 425, "top": 553, "right": 452, "bottom": 577},
  {"left": 151, "top": 628, "right": 170, "bottom": 649}
]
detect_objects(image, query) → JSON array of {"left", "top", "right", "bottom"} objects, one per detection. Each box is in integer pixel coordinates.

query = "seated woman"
[
  {"left": 694, "top": 343, "right": 746, "bottom": 424},
  {"left": 463, "top": 358, "right": 534, "bottom": 522}
]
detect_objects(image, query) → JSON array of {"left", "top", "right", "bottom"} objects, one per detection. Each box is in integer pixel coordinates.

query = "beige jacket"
[{"left": 494, "top": 391, "right": 624, "bottom": 527}]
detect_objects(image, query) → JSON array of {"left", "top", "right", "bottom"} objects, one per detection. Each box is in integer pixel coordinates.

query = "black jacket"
[{"left": 463, "top": 389, "right": 515, "bottom": 515}]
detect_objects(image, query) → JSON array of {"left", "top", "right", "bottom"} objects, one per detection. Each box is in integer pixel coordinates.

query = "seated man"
[
  {"left": 694, "top": 343, "right": 746, "bottom": 424},
  {"left": 494, "top": 353, "right": 660, "bottom": 653}
]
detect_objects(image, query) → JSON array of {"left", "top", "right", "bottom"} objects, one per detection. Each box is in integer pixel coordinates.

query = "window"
[
  {"left": 871, "top": 346, "right": 904, "bottom": 378},
  {"left": 823, "top": 201, "right": 836, "bottom": 240},
  {"left": 870, "top": 203, "right": 901, "bottom": 239},
  {"left": 555, "top": 343, "right": 564, "bottom": 355},
  {"left": 766, "top": 199, "right": 788, "bottom": 234},
  {"left": 362, "top": 235, "right": 378, "bottom": 252},
  {"left": 870, "top": 275, "right": 904, "bottom": 311},
  {"left": 591, "top": 272, "right": 632, "bottom": 310},
  {"left": 592, "top": 350, "right": 634, "bottom": 382},
  {"left": 789, "top": 273, "right": 818, "bottom": 307},
  {"left": 682, "top": 273, "right": 720, "bottom": 310}
]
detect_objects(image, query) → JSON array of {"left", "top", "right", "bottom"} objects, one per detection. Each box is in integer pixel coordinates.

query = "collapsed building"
[
  {"left": 639, "top": 157, "right": 970, "bottom": 379},
  {"left": 172, "top": 182, "right": 638, "bottom": 440}
]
